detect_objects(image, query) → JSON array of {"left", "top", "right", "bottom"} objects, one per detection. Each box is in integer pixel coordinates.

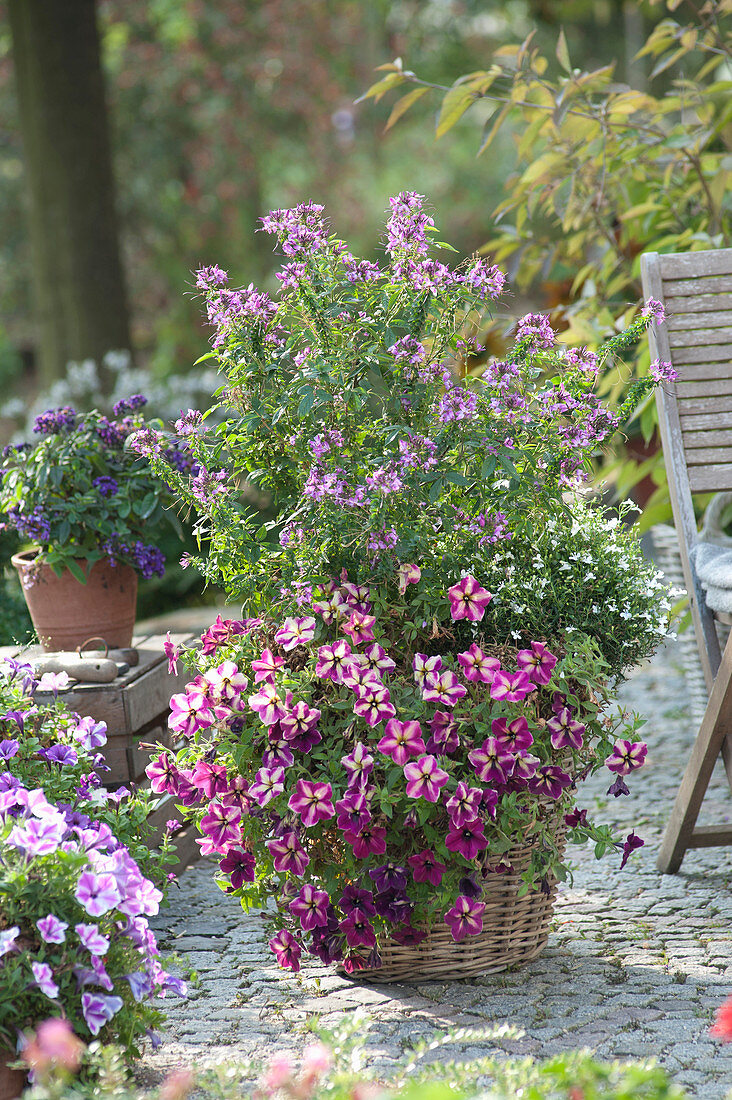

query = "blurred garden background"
[{"left": 1, "top": 0, "right": 731, "bottom": 635}]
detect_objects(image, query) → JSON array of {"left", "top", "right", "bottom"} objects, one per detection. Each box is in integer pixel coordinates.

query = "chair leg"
[{"left": 657, "top": 632, "right": 732, "bottom": 874}]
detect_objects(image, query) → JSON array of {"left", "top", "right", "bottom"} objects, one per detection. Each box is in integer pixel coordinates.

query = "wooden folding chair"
[{"left": 641, "top": 248, "right": 732, "bottom": 873}]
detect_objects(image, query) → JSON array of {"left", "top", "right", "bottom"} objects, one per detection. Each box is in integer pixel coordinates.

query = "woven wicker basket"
[{"left": 354, "top": 830, "right": 566, "bottom": 984}]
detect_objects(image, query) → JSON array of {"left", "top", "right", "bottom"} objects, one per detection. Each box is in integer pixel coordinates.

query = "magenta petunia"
[
  {"left": 404, "top": 754, "right": 449, "bottom": 802},
  {"left": 249, "top": 766, "right": 285, "bottom": 807},
  {"left": 252, "top": 648, "right": 285, "bottom": 683},
  {"left": 491, "top": 716, "right": 533, "bottom": 753},
  {"left": 341, "top": 741, "right": 374, "bottom": 788},
  {"left": 341, "top": 611, "right": 376, "bottom": 645},
  {"left": 266, "top": 831, "right": 310, "bottom": 875},
  {"left": 547, "top": 708, "right": 585, "bottom": 750},
  {"left": 407, "top": 849, "right": 448, "bottom": 886},
  {"left": 36, "top": 914, "right": 68, "bottom": 944},
  {"left": 512, "top": 751, "right": 540, "bottom": 782},
  {"left": 335, "top": 788, "right": 371, "bottom": 832},
  {"left": 315, "top": 640, "right": 352, "bottom": 682},
  {"left": 377, "top": 719, "right": 426, "bottom": 766},
  {"left": 199, "top": 802, "right": 243, "bottom": 851},
  {"left": 421, "top": 669, "right": 467, "bottom": 708},
  {"left": 288, "top": 779, "right": 335, "bottom": 827},
  {"left": 468, "top": 738, "right": 515, "bottom": 785},
  {"left": 412, "top": 653, "right": 442, "bottom": 688},
  {"left": 281, "top": 701, "right": 321, "bottom": 742},
  {"left": 340, "top": 910, "right": 377, "bottom": 948},
  {"left": 457, "top": 643, "right": 501, "bottom": 684},
  {"left": 248, "top": 682, "right": 288, "bottom": 725},
  {"left": 447, "top": 575, "right": 492, "bottom": 622},
  {"left": 219, "top": 847, "right": 256, "bottom": 888},
  {"left": 397, "top": 563, "right": 421, "bottom": 594},
  {"left": 168, "top": 690, "right": 215, "bottom": 738},
  {"left": 362, "top": 643, "right": 396, "bottom": 676},
  {"left": 145, "top": 753, "right": 180, "bottom": 795},
  {"left": 343, "top": 824, "right": 387, "bottom": 858},
  {"left": 443, "top": 895, "right": 486, "bottom": 942},
  {"left": 190, "top": 760, "right": 229, "bottom": 799},
  {"left": 289, "top": 884, "right": 331, "bottom": 931},
  {"left": 427, "top": 710, "right": 460, "bottom": 754},
  {"left": 605, "top": 739, "right": 648, "bottom": 775},
  {"left": 445, "top": 818, "right": 488, "bottom": 860},
  {"left": 516, "top": 641, "right": 558, "bottom": 685},
  {"left": 619, "top": 831, "right": 644, "bottom": 869},
  {"left": 445, "top": 782, "right": 484, "bottom": 828},
  {"left": 490, "top": 669, "right": 534, "bottom": 702},
  {"left": 353, "top": 681, "right": 395, "bottom": 726},
  {"left": 204, "top": 660, "right": 249, "bottom": 702},
  {"left": 269, "top": 929, "right": 302, "bottom": 971},
  {"left": 529, "top": 765, "right": 572, "bottom": 800},
  {"left": 275, "top": 616, "right": 317, "bottom": 651}
]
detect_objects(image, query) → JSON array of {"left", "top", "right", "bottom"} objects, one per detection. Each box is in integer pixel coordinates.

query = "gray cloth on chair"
[{"left": 690, "top": 543, "right": 732, "bottom": 613}]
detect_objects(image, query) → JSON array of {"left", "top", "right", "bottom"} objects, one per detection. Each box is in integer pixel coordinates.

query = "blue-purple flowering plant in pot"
[
  {"left": 0, "top": 398, "right": 191, "bottom": 651},
  {"left": 140, "top": 194, "right": 675, "bottom": 980}
]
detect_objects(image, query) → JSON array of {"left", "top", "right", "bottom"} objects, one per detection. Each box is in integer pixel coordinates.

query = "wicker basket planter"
[{"left": 348, "top": 828, "right": 566, "bottom": 984}]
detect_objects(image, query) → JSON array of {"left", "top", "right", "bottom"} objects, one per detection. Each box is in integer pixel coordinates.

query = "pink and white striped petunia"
[
  {"left": 289, "top": 884, "right": 331, "bottom": 931},
  {"left": 315, "top": 640, "right": 352, "bottom": 682},
  {"left": 341, "top": 611, "right": 376, "bottom": 645},
  {"left": 444, "top": 781, "right": 484, "bottom": 828},
  {"left": 377, "top": 719, "right": 426, "bottom": 766},
  {"left": 362, "top": 643, "right": 396, "bottom": 676},
  {"left": 251, "top": 648, "right": 285, "bottom": 684},
  {"left": 516, "top": 641, "right": 558, "bottom": 685},
  {"left": 353, "top": 681, "right": 395, "bottom": 727},
  {"left": 199, "top": 802, "right": 242, "bottom": 852},
  {"left": 491, "top": 716, "right": 533, "bottom": 753},
  {"left": 404, "top": 754, "right": 449, "bottom": 802},
  {"left": 547, "top": 708, "right": 585, "bottom": 750},
  {"left": 490, "top": 669, "right": 534, "bottom": 703},
  {"left": 413, "top": 653, "right": 442, "bottom": 688},
  {"left": 168, "top": 691, "right": 215, "bottom": 738},
  {"left": 457, "top": 644, "right": 501, "bottom": 684},
  {"left": 266, "top": 831, "right": 310, "bottom": 875},
  {"left": 288, "top": 780, "right": 335, "bottom": 827},
  {"left": 447, "top": 575, "right": 492, "bottom": 622},
  {"left": 468, "top": 737, "right": 515, "bottom": 785},
  {"left": 605, "top": 739, "right": 648, "bottom": 775},
  {"left": 203, "top": 661, "right": 248, "bottom": 702},
  {"left": 397, "top": 563, "right": 421, "bottom": 594},
  {"left": 421, "top": 669, "right": 467, "bottom": 708},
  {"left": 275, "top": 616, "right": 317, "bottom": 651},
  {"left": 341, "top": 741, "right": 374, "bottom": 787},
  {"left": 280, "top": 701, "right": 321, "bottom": 742},
  {"left": 248, "top": 766, "right": 285, "bottom": 807},
  {"left": 248, "top": 682, "right": 288, "bottom": 726}
]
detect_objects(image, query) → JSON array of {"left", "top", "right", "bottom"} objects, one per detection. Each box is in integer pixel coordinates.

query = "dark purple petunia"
[
  {"left": 564, "top": 807, "right": 589, "bottom": 828},
  {"left": 607, "top": 776, "right": 630, "bottom": 798},
  {"left": 369, "top": 863, "right": 408, "bottom": 893},
  {"left": 219, "top": 847, "right": 256, "bottom": 889},
  {"left": 373, "top": 887, "right": 413, "bottom": 923},
  {"left": 619, "top": 831, "right": 644, "bottom": 869}
]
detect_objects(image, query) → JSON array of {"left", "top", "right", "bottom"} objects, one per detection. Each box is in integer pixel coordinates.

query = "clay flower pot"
[
  {"left": 12, "top": 549, "right": 138, "bottom": 653},
  {"left": 0, "top": 1050, "right": 24, "bottom": 1100}
]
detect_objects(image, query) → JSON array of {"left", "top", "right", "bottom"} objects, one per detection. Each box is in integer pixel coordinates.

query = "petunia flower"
[
  {"left": 266, "top": 831, "right": 310, "bottom": 875},
  {"left": 607, "top": 775, "right": 630, "bottom": 798},
  {"left": 343, "top": 824, "right": 387, "bottom": 858},
  {"left": 340, "top": 911, "right": 376, "bottom": 948},
  {"left": 491, "top": 716, "right": 533, "bottom": 752},
  {"left": 443, "top": 895, "right": 486, "bottom": 942},
  {"left": 36, "top": 671, "right": 71, "bottom": 695},
  {"left": 145, "top": 753, "right": 180, "bottom": 796},
  {"left": 339, "top": 884, "right": 376, "bottom": 917},
  {"left": 168, "top": 690, "right": 215, "bottom": 737},
  {"left": 37, "top": 914, "right": 68, "bottom": 944},
  {"left": 288, "top": 780, "right": 335, "bottom": 827},
  {"left": 248, "top": 682, "right": 288, "bottom": 725},
  {"left": 421, "top": 669, "right": 467, "bottom": 707},
  {"left": 341, "top": 741, "right": 374, "bottom": 788},
  {"left": 341, "top": 611, "right": 376, "bottom": 645},
  {"left": 447, "top": 575, "right": 492, "bottom": 622},
  {"left": 516, "top": 641, "right": 558, "bottom": 685},
  {"left": 511, "top": 751, "right": 540, "bottom": 782},
  {"left": 457, "top": 644, "right": 500, "bottom": 684},
  {"left": 72, "top": 716, "right": 107, "bottom": 751},
  {"left": 0, "top": 739, "right": 20, "bottom": 760},
  {"left": 75, "top": 923, "right": 110, "bottom": 956},
  {"left": 445, "top": 818, "right": 489, "bottom": 861},
  {"left": 547, "top": 707, "right": 585, "bottom": 750},
  {"left": 407, "top": 849, "right": 448, "bottom": 886},
  {"left": 249, "top": 766, "right": 285, "bottom": 807},
  {"left": 80, "top": 992, "right": 124, "bottom": 1036},
  {"left": 362, "top": 643, "right": 396, "bottom": 675},
  {"left": 468, "top": 738, "right": 515, "bottom": 785},
  {"left": 199, "top": 802, "right": 243, "bottom": 851},
  {"left": 164, "top": 632, "right": 181, "bottom": 675},
  {"left": 9, "top": 816, "right": 66, "bottom": 857},
  {"left": 314, "top": 641, "right": 352, "bottom": 682},
  {"left": 340, "top": 659, "right": 380, "bottom": 692},
  {"left": 427, "top": 710, "right": 460, "bottom": 754},
  {"left": 377, "top": 719, "right": 426, "bottom": 765},
  {"left": 204, "top": 661, "right": 249, "bottom": 702},
  {"left": 412, "top": 653, "right": 442, "bottom": 688},
  {"left": 39, "top": 744, "right": 78, "bottom": 767},
  {"left": 490, "top": 669, "right": 534, "bottom": 702},
  {"left": 0, "top": 927, "right": 19, "bottom": 957},
  {"left": 397, "top": 563, "right": 421, "bottom": 594},
  {"left": 289, "top": 884, "right": 331, "bottom": 931},
  {"left": 269, "top": 929, "right": 302, "bottom": 971},
  {"left": 528, "top": 765, "right": 572, "bottom": 800},
  {"left": 281, "top": 701, "right": 321, "bottom": 742},
  {"left": 335, "top": 789, "right": 371, "bottom": 832},
  {"left": 274, "top": 616, "right": 317, "bottom": 651},
  {"left": 619, "top": 831, "right": 644, "bottom": 869},
  {"left": 369, "top": 862, "right": 408, "bottom": 893},
  {"left": 219, "top": 847, "right": 256, "bottom": 888},
  {"left": 74, "top": 871, "right": 122, "bottom": 917},
  {"left": 404, "top": 754, "right": 449, "bottom": 802},
  {"left": 353, "top": 681, "right": 395, "bottom": 726},
  {"left": 605, "top": 739, "right": 648, "bottom": 775},
  {"left": 445, "top": 782, "right": 484, "bottom": 828},
  {"left": 31, "top": 961, "right": 60, "bottom": 999}
]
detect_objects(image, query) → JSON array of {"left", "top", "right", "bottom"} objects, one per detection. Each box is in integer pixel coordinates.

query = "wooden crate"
[{"left": 0, "top": 630, "right": 195, "bottom": 786}]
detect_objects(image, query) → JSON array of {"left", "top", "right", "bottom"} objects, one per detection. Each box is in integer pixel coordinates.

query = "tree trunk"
[{"left": 8, "top": 0, "right": 131, "bottom": 388}]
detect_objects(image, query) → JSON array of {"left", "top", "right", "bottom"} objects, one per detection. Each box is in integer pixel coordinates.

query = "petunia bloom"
[
  {"left": 288, "top": 780, "right": 335, "bottom": 827},
  {"left": 619, "top": 831, "right": 644, "bottom": 869},
  {"left": 31, "top": 961, "right": 60, "bottom": 999},
  {"left": 266, "top": 831, "right": 310, "bottom": 875},
  {"left": 412, "top": 653, "right": 442, "bottom": 688},
  {"left": 468, "top": 738, "right": 515, "bottom": 785},
  {"left": 269, "top": 929, "right": 301, "bottom": 971},
  {"left": 445, "top": 782, "right": 484, "bottom": 828},
  {"left": 275, "top": 616, "right": 317, "bottom": 650},
  {"left": 547, "top": 708, "right": 585, "bottom": 751},
  {"left": 343, "top": 824, "right": 387, "bottom": 858},
  {"left": 315, "top": 641, "right": 352, "bottom": 682},
  {"left": 199, "top": 802, "right": 243, "bottom": 851},
  {"left": 447, "top": 575, "right": 492, "bottom": 622},
  {"left": 353, "top": 681, "right": 395, "bottom": 727},
  {"left": 248, "top": 766, "right": 285, "bottom": 807},
  {"left": 516, "top": 641, "right": 558, "bottom": 686},
  {"left": 252, "top": 648, "right": 285, "bottom": 683},
  {"left": 341, "top": 741, "right": 374, "bottom": 788},
  {"left": 404, "top": 754, "right": 449, "bottom": 802},
  {"left": 407, "top": 849, "right": 448, "bottom": 886},
  {"left": 341, "top": 611, "right": 376, "bottom": 645},
  {"left": 397, "top": 563, "right": 421, "bottom": 594},
  {"left": 289, "top": 884, "right": 331, "bottom": 931},
  {"left": 457, "top": 644, "right": 500, "bottom": 684},
  {"left": 443, "top": 895, "right": 486, "bottom": 942},
  {"left": 529, "top": 765, "right": 572, "bottom": 800},
  {"left": 377, "top": 719, "right": 426, "bottom": 766},
  {"left": 605, "top": 739, "right": 648, "bottom": 775},
  {"left": 74, "top": 871, "right": 121, "bottom": 917},
  {"left": 445, "top": 819, "right": 488, "bottom": 861},
  {"left": 75, "top": 923, "right": 110, "bottom": 956},
  {"left": 490, "top": 669, "right": 534, "bottom": 702},
  {"left": 422, "top": 669, "right": 467, "bottom": 708},
  {"left": 491, "top": 716, "right": 533, "bottom": 753},
  {"left": 81, "top": 992, "right": 124, "bottom": 1036},
  {"left": 37, "top": 914, "right": 68, "bottom": 944}
]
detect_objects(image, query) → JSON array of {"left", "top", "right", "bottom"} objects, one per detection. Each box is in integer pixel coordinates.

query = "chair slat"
[
  {"left": 688, "top": 465, "right": 732, "bottom": 492},
  {"left": 685, "top": 447, "right": 732, "bottom": 465},
  {"left": 676, "top": 379, "right": 732, "bottom": 398},
  {"left": 660, "top": 251, "right": 732, "bottom": 278},
  {"left": 682, "top": 429, "right": 732, "bottom": 448},
  {"left": 665, "top": 275, "right": 732, "bottom": 298},
  {"left": 673, "top": 343, "right": 732, "bottom": 364},
  {"left": 667, "top": 310, "right": 732, "bottom": 331},
  {"left": 677, "top": 393, "right": 732, "bottom": 415},
  {"left": 663, "top": 326, "right": 732, "bottom": 349},
  {"left": 673, "top": 362, "right": 732, "bottom": 382},
  {"left": 679, "top": 410, "right": 732, "bottom": 431}
]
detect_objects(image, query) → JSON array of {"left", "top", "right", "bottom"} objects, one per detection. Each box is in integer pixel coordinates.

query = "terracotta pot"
[
  {"left": 12, "top": 550, "right": 138, "bottom": 653},
  {"left": 0, "top": 1049, "right": 24, "bottom": 1100}
]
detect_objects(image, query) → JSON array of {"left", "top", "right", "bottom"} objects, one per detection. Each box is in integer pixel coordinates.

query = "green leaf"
[
  {"left": 555, "top": 27, "right": 571, "bottom": 73},
  {"left": 298, "top": 388, "right": 314, "bottom": 416},
  {"left": 66, "top": 559, "right": 88, "bottom": 585},
  {"left": 435, "top": 85, "right": 476, "bottom": 138},
  {"left": 384, "top": 86, "right": 429, "bottom": 131}
]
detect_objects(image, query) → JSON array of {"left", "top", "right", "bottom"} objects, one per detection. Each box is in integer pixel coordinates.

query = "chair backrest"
[{"left": 641, "top": 248, "right": 732, "bottom": 686}]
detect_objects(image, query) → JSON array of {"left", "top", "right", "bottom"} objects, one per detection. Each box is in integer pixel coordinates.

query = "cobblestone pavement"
[{"left": 141, "top": 642, "right": 732, "bottom": 1098}]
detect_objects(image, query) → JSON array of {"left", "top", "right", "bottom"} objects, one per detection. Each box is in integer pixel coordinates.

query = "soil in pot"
[{"left": 12, "top": 550, "right": 138, "bottom": 653}]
